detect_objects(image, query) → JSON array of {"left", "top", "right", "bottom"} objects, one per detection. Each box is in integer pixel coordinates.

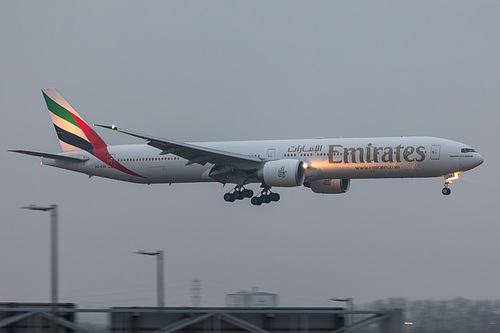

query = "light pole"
[
  {"left": 21, "top": 205, "right": 58, "bottom": 305},
  {"left": 135, "top": 250, "right": 164, "bottom": 307},
  {"left": 330, "top": 297, "right": 353, "bottom": 329},
  {"left": 21, "top": 204, "right": 59, "bottom": 332}
]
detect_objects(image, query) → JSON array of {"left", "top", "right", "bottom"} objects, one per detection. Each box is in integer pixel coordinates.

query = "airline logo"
[
  {"left": 278, "top": 166, "right": 287, "bottom": 178},
  {"left": 328, "top": 144, "right": 426, "bottom": 164},
  {"left": 42, "top": 89, "right": 143, "bottom": 178}
]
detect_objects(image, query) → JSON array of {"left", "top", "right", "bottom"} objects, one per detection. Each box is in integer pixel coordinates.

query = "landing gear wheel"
[
  {"left": 251, "top": 197, "right": 262, "bottom": 206},
  {"left": 270, "top": 193, "right": 280, "bottom": 202},
  {"left": 261, "top": 195, "right": 271, "bottom": 204},
  {"left": 243, "top": 189, "right": 254, "bottom": 198},
  {"left": 224, "top": 193, "right": 235, "bottom": 202},
  {"left": 442, "top": 187, "right": 451, "bottom": 196},
  {"left": 233, "top": 191, "right": 244, "bottom": 200}
]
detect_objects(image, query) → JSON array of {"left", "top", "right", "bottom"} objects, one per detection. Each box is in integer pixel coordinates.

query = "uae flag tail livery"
[{"left": 42, "top": 88, "right": 106, "bottom": 154}]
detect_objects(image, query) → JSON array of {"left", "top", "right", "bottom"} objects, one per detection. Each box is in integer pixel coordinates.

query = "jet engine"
[
  {"left": 304, "top": 179, "right": 350, "bottom": 194},
  {"left": 259, "top": 159, "right": 307, "bottom": 187}
]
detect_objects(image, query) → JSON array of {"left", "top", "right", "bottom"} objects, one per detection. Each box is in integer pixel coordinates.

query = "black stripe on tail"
[{"left": 54, "top": 124, "right": 94, "bottom": 154}]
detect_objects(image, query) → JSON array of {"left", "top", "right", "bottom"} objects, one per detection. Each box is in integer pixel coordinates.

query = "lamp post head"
[
  {"left": 329, "top": 298, "right": 353, "bottom": 303},
  {"left": 135, "top": 250, "right": 162, "bottom": 256},
  {"left": 21, "top": 204, "right": 56, "bottom": 211}
]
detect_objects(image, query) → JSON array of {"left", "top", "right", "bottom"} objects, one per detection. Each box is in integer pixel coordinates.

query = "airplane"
[{"left": 10, "top": 88, "right": 484, "bottom": 205}]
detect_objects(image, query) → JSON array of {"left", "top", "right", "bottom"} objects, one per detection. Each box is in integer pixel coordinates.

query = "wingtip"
[{"left": 94, "top": 123, "right": 116, "bottom": 130}]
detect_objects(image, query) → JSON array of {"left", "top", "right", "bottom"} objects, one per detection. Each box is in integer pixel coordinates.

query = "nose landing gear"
[
  {"left": 442, "top": 185, "right": 451, "bottom": 196},
  {"left": 442, "top": 172, "right": 459, "bottom": 196}
]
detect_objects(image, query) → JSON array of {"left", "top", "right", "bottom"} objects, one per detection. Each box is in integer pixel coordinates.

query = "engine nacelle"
[
  {"left": 259, "top": 159, "right": 306, "bottom": 187},
  {"left": 305, "top": 179, "right": 350, "bottom": 194}
]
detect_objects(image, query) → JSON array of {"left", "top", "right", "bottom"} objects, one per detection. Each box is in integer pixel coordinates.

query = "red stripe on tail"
[{"left": 73, "top": 115, "right": 145, "bottom": 178}]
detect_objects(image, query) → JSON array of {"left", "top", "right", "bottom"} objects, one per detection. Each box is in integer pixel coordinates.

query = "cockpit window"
[{"left": 461, "top": 148, "right": 476, "bottom": 153}]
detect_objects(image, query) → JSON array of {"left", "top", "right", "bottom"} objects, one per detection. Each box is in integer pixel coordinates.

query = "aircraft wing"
[
  {"left": 9, "top": 150, "right": 89, "bottom": 163},
  {"left": 94, "top": 124, "right": 263, "bottom": 167}
]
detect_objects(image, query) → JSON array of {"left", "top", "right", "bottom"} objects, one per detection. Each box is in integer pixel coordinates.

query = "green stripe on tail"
[{"left": 42, "top": 91, "right": 79, "bottom": 127}]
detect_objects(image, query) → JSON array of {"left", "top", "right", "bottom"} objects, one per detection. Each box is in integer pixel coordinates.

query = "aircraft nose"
[{"left": 476, "top": 153, "right": 484, "bottom": 166}]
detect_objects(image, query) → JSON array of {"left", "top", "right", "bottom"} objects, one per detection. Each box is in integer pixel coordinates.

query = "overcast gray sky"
[{"left": 1, "top": 1, "right": 499, "bottom": 308}]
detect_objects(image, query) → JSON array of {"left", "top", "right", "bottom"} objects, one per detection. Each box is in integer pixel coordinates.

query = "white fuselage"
[{"left": 42, "top": 136, "right": 483, "bottom": 185}]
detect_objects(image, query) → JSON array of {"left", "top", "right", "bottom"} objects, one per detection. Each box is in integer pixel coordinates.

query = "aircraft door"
[
  {"left": 107, "top": 154, "right": 116, "bottom": 168},
  {"left": 267, "top": 149, "right": 276, "bottom": 159},
  {"left": 431, "top": 145, "right": 440, "bottom": 160}
]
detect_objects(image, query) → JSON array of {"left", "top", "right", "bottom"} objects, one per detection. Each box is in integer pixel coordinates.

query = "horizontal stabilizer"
[{"left": 9, "top": 150, "right": 89, "bottom": 163}]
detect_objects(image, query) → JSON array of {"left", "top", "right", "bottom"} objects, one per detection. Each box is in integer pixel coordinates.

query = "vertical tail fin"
[{"left": 42, "top": 88, "right": 107, "bottom": 153}]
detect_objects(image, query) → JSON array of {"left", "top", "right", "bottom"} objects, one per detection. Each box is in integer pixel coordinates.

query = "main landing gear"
[
  {"left": 223, "top": 186, "right": 254, "bottom": 202},
  {"left": 223, "top": 185, "right": 280, "bottom": 205},
  {"left": 250, "top": 187, "right": 280, "bottom": 206}
]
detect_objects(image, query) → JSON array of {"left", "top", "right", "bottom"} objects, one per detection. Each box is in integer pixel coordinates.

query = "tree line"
[{"left": 361, "top": 298, "right": 500, "bottom": 333}]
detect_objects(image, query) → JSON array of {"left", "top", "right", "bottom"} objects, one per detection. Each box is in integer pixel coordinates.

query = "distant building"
[{"left": 226, "top": 287, "right": 278, "bottom": 307}]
